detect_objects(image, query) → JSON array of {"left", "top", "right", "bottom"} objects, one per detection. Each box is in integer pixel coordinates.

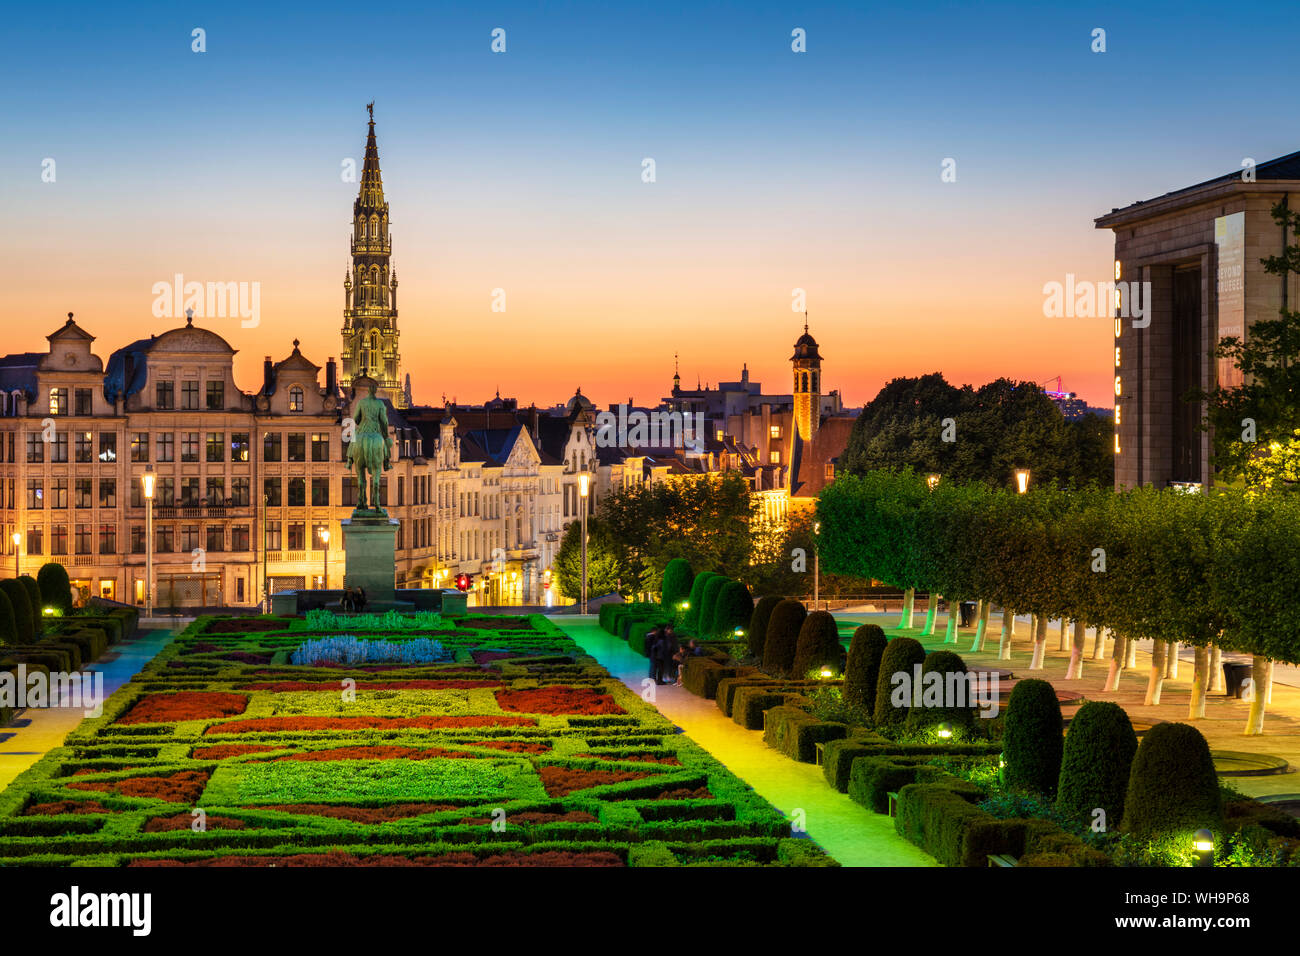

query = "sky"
[{"left": 4, "top": 0, "right": 1299, "bottom": 410}]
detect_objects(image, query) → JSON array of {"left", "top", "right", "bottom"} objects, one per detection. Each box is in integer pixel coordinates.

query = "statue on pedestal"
[{"left": 347, "top": 380, "right": 394, "bottom": 515}]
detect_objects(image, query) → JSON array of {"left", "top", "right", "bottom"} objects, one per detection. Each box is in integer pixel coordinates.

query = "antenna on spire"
[{"left": 804, "top": 310, "right": 809, "bottom": 334}]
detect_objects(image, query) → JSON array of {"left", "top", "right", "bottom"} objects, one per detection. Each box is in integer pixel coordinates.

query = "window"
[
  {"left": 75, "top": 431, "right": 93, "bottom": 463},
  {"left": 181, "top": 380, "right": 199, "bottom": 410},
  {"left": 74, "top": 388, "right": 93, "bottom": 416},
  {"left": 289, "top": 386, "right": 304, "bottom": 412},
  {"left": 181, "top": 432, "right": 199, "bottom": 462},
  {"left": 130, "top": 526, "right": 146, "bottom": 554},
  {"left": 231, "top": 477, "right": 250, "bottom": 507},
  {"left": 769, "top": 424, "right": 782, "bottom": 439},
  {"left": 180, "top": 478, "right": 200, "bottom": 507},
  {"left": 26, "top": 433, "right": 43, "bottom": 463},
  {"left": 311, "top": 478, "right": 329, "bottom": 507},
  {"left": 75, "top": 524, "right": 92, "bottom": 554},
  {"left": 206, "top": 381, "right": 224, "bottom": 409},
  {"left": 131, "top": 432, "right": 149, "bottom": 462},
  {"left": 715, "top": 429, "right": 725, "bottom": 441},
  {"left": 158, "top": 477, "right": 175, "bottom": 507},
  {"left": 287, "top": 477, "right": 306, "bottom": 507},
  {"left": 75, "top": 478, "right": 92, "bottom": 509},
  {"left": 181, "top": 525, "right": 200, "bottom": 552},
  {"left": 231, "top": 525, "right": 250, "bottom": 552},
  {"left": 379, "top": 477, "right": 388, "bottom": 506},
  {"left": 155, "top": 525, "right": 173, "bottom": 553},
  {"left": 99, "top": 479, "right": 116, "bottom": 509},
  {"left": 51, "top": 526, "right": 67, "bottom": 555},
  {"left": 264, "top": 522, "right": 282, "bottom": 551},
  {"left": 287, "top": 433, "right": 306, "bottom": 462},
  {"left": 27, "top": 527, "right": 43, "bottom": 556},
  {"left": 230, "top": 433, "right": 249, "bottom": 462},
  {"left": 263, "top": 478, "right": 281, "bottom": 507},
  {"left": 99, "top": 523, "right": 116, "bottom": 555},
  {"left": 26, "top": 479, "right": 42, "bottom": 509},
  {"left": 287, "top": 522, "right": 305, "bottom": 550},
  {"left": 51, "top": 431, "right": 68, "bottom": 462},
  {"left": 156, "top": 380, "right": 174, "bottom": 409},
  {"left": 51, "top": 479, "right": 68, "bottom": 509},
  {"left": 263, "top": 432, "right": 281, "bottom": 461},
  {"left": 312, "top": 523, "right": 329, "bottom": 549},
  {"left": 769, "top": 450, "right": 781, "bottom": 464},
  {"left": 341, "top": 477, "right": 356, "bottom": 507},
  {"left": 311, "top": 433, "right": 329, "bottom": 462},
  {"left": 205, "top": 477, "right": 225, "bottom": 505},
  {"left": 156, "top": 432, "right": 175, "bottom": 462},
  {"left": 206, "top": 432, "right": 223, "bottom": 462},
  {"left": 205, "top": 526, "right": 224, "bottom": 552},
  {"left": 825, "top": 463, "right": 835, "bottom": 479},
  {"left": 98, "top": 433, "right": 116, "bottom": 462},
  {"left": 131, "top": 480, "right": 142, "bottom": 509},
  {"left": 397, "top": 476, "right": 405, "bottom": 506},
  {"left": 49, "top": 387, "right": 68, "bottom": 415}
]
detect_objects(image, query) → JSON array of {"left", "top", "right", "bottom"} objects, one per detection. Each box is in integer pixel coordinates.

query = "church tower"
[
  {"left": 340, "top": 103, "right": 405, "bottom": 407},
  {"left": 791, "top": 318, "right": 821, "bottom": 443}
]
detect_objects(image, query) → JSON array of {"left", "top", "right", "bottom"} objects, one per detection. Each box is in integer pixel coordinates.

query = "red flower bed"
[
  {"left": 182, "top": 642, "right": 223, "bottom": 655},
  {"left": 459, "top": 810, "right": 597, "bottom": 825},
  {"left": 223, "top": 651, "right": 272, "bottom": 664},
  {"left": 262, "top": 745, "right": 477, "bottom": 762},
  {"left": 205, "top": 715, "right": 536, "bottom": 735},
  {"left": 237, "top": 680, "right": 501, "bottom": 692},
  {"left": 118, "top": 692, "right": 249, "bottom": 725},
  {"left": 537, "top": 765, "right": 650, "bottom": 797},
  {"left": 69, "top": 770, "right": 210, "bottom": 803},
  {"left": 190, "top": 744, "right": 281, "bottom": 759},
  {"left": 144, "top": 813, "right": 247, "bottom": 832},
  {"left": 246, "top": 803, "right": 457, "bottom": 823},
  {"left": 575, "top": 753, "right": 681, "bottom": 765},
  {"left": 471, "top": 650, "right": 521, "bottom": 664},
  {"left": 24, "top": 799, "right": 111, "bottom": 815},
  {"left": 71, "top": 765, "right": 139, "bottom": 776},
  {"left": 475, "top": 740, "right": 551, "bottom": 754},
  {"left": 131, "top": 849, "right": 623, "bottom": 867},
  {"left": 495, "top": 686, "right": 624, "bottom": 716}
]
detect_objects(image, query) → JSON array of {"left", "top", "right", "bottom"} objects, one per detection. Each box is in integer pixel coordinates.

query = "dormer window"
[{"left": 289, "top": 385, "right": 304, "bottom": 412}]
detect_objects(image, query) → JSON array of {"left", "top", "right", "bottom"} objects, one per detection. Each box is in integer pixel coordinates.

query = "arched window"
[
  {"left": 289, "top": 386, "right": 304, "bottom": 412},
  {"left": 811, "top": 371, "right": 819, "bottom": 394},
  {"left": 369, "top": 216, "right": 378, "bottom": 238},
  {"left": 369, "top": 332, "right": 380, "bottom": 373}
]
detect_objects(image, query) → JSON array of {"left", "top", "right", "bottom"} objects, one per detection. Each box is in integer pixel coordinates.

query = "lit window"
[
  {"left": 289, "top": 386, "right": 304, "bottom": 412},
  {"left": 769, "top": 425, "right": 781, "bottom": 439},
  {"left": 769, "top": 450, "right": 781, "bottom": 464}
]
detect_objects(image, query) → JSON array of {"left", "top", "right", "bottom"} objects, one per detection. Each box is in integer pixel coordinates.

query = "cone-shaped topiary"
[
  {"left": 762, "top": 599, "right": 807, "bottom": 677},
  {"left": 791, "top": 611, "right": 843, "bottom": 678},
  {"left": 872, "top": 637, "right": 927, "bottom": 727},
  {"left": 712, "top": 580, "right": 754, "bottom": 641},
  {"left": 683, "top": 572, "right": 718, "bottom": 631},
  {"left": 698, "top": 576, "right": 729, "bottom": 639},
  {"left": 748, "top": 595, "right": 782, "bottom": 660},
  {"left": 37, "top": 561, "right": 72, "bottom": 613},
  {"left": 905, "top": 650, "right": 975, "bottom": 732},
  {"left": 1002, "top": 678, "right": 1064, "bottom": 796},
  {"left": 19, "top": 576, "right": 42, "bottom": 634},
  {"left": 843, "top": 623, "right": 888, "bottom": 713},
  {"left": 1056, "top": 700, "right": 1138, "bottom": 828},
  {"left": 0, "top": 579, "right": 34, "bottom": 644},
  {"left": 1120, "top": 721, "right": 1223, "bottom": 841},
  {"left": 0, "top": 589, "right": 16, "bottom": 645},
  {"left": 661, "top": 558, "right": 694, "bottom": 610}
]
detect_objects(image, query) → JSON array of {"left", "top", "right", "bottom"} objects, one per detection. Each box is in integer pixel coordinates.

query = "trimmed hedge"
[
  {"left": 1056, "top": 700, "right": 1137, "bottom": 828},
  {"left": 894, "top": 780, "right": 1017, "bottom": 867},
  {"left": 843, "top": 623, "right": 887, "bottom": 714},
  {"left": 732, "top": 688, "right": 807, "bottom": 730},
  {"left": 37, "top": 562, "right": 73, "bottom": 613},
  {"left": 1002, "top": 678, "right": 1064, "bottom": 797},
  {"left": 904, "top": 650, "right": 975, "bottom": 733},
  {"left": 712, "top": 580, "right": 753, "bottom": 641},
  {"left": 0, "top": 590, "right": 16, "bottom": 645},
  {"left": 698, "top": 577, "right": 729, "bottom": 640},
  {"left": 715, "top": 674, "right": 777, "bottom": 717},
  {"left": 683, "top": 573, "right": 720, "bottom": 632},
  {"left": 1121, "top": 722, "right": 1223, "bottom": 841},
  {"left": 871, "top": 637, "right": 926, "bottom": 728},
  {"left": 849, "top": 755, "right": 949, "bottom": 813},
  {"left": 19, "top": 577, "right": 42, "bottom": 631},
  {"left": 0, "top": 580, "right": 35, "bottom": 644},
  {"left": 660, "top": 558, "right": 694, "bottom": 610},
  {"left": 761, "top": 600, "right": 807, "bottom": 678},
  {"left": 762, "top": 705, "right": 848, "bottom": 763},
  {"left": 822, "top": 736, "right": 1002, "bottom": 793},
  {"left": 791, "top": 611, "right": 842, "bottom": 679},
  {"left": 747, "top": 595, "right": 782, "bottom": 660}
]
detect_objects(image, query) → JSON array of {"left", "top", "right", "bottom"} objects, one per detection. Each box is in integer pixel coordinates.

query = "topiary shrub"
[
  {"left": 698, "top": 576, "right": 729, "bottom": 639},
  {"left": 791, "top": 611, "right": 842, "bottom": 679},
  {"left": 18, "top": 576, "right": 42, "bottom": 634},
  {"left": 1120, "top": 722, "right": 1223, "bottom": 841},
  {"left": 683, "top": 573, "right": 718, "bottom": 631},
  {"left": 761, "top": 599, "right": 807, "bottom": 677},
  {"left": 0, "top": 589, "right": 16, "bottom": 645},
  {"left": 905, "top": 650, "right": 976, "bottom": 733},
  {"left": 1056, "top": 701, "right": 1138, "bottom": 828},
  {"left": 37, "top": 562, "right": 72, "bottom": 613},
  {"left": 660, "top": 558, "right": 694, "bottom": 610},
  {"left": 844, "top": 624, "right": 888, "bottom": 714},
  {"left": 747, "top": 595, "right": 782, "bottom": 660},
  {"left": 711, "top": 580, "right": 753, "bottom": 641},
  {"left": 0, "top": 579, "right": 35, "bottom": 644},
  {"left": 1002, "top": 678, "right": 1064, "bottom": 797},
  {"left": 872, "top": 637, "right": 927, "bottom": 728}
]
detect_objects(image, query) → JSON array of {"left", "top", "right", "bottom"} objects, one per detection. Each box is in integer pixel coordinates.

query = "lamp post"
[
  {"left": 578, "top": 473, "right": 589, "bottom": 614},
  {"left": 1014, "top": 468, "right": 1031, "bottom": 494},
  {"left": 142, "top": 466, "right": 155, "bottom": 617},
  {"left": 12, "top": 531, "right": 20, "bottom": 579},
  {"left": 813, "top": 520, "right": 821, "bottom": 612},
  {"left": 320, "top": 528, "right": 330, "bottom": 590},
  {"left": 1193, "top": 829, "right": 1215, "bottom": 867},
  {"left": 261, "top": 493, "right": 269, "bottom": 612}
]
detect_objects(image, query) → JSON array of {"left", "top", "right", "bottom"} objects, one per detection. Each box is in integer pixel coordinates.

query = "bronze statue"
[{"left": 347, "top": 381, "right": 393, "bottom": 513}]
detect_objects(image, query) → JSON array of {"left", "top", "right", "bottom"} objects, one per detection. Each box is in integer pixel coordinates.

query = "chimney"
[
  {"left": 531, "top": 404, "right": 539, "bottom": 440},
  {"left": 326, "top": 357, "right": 337, "bottom": 394},
  {"left": 263, "top": 355, "right": 274, "bottom": 395}
]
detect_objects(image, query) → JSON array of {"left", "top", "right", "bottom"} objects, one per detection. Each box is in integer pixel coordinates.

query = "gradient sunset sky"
[{"left": 4, "top": 0, "right": 1297, "bottom": 409}]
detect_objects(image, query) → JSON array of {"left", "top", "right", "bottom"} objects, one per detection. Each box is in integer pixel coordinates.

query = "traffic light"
[{"left": 455, "top": 573, "right": 471, "bottom": 592}]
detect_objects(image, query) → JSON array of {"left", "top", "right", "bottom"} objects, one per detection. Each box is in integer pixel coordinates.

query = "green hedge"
[
  {"left": 712, "top": 580, "right": 753, "bottom": 641},
  {"left": 761, "top": 599, "right": 807, "bottom": 678},
  {"left": 661, "top": 558, "right": 694, "bottom": 610},
  {"left": 732, "top": 688, "right": 807, "bottom": 730},
  {"left": 1002, "top": 678, "right": 1064, "bottom": 797},
  {"left": 1056, "top": 700, "right": 1137, "bottom": 828},
  {"left": 762, "top": 705, "right": 847, "bottom": 763},
  {"left": 872, "top": 637, "right": 926, "bottom": 728},
  {"left": 747, "top": 595, "right": 782, "bottom": 660},
  {"left": 843, "top": 623, "right": 887, "bottom": 714},
  {"left": 37, "top": 562, "right": 73, "bottom": 613},
  {"left": 791, "top": 611, "right": 842, "bottom": 679},
  {"left": 1121, "top": 722, "right": 1223, "bottom": 841},
  {"left": 905, "top": 650, "right": 975, "bottom": 733},
  {"left": 849, "top": 755, "right": 950, "bottom": 813},
  {"left": 683, "top": 573, "right": 720, "bottom": 631},
  {"left": 0, "top": 580, "right": 35, "bottom": 644},
  {"left": 698, "top": 577, "right": 729, "bottom": 640},
  {"left": 894, "top": 780, "right": 1021, "bottom": 867}
]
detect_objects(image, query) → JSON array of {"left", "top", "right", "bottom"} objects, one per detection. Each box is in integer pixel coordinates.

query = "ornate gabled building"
[{"left": 340, "top": 104, "right": 405, "bottom": 408}]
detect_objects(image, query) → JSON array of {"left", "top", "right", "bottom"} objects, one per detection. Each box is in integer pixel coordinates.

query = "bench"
[
  {"left": 987, "top": 853, "right": 1019, "bottom": 867},
  {"left": 887, "top": 791, "right": 899, "bottom": 817}
]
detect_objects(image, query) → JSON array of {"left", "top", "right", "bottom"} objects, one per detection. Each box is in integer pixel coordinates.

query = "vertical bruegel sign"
[{"left": 1215, "top": 212, "right": 1245, "bottom": 389}]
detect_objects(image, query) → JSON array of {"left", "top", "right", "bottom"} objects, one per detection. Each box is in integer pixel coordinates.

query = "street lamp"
[
  {"left": 1014, "top": 468, "right": 1031, "bottom": 494},
  {"left": 142, "top": 466, "right": 155, "bottom": 617},
  {"left": 261, "top": 493, "right": 269, "bottom": 612},
  {"left": 320, "top": 528, "right": 330, "bottom": 590},
  {"left": 12, "top": 531, "right": 20, "bottom": 579},
  {"left": 813, "top": 520, "right": 821, "bottom": 612},
  {"left": 927, "top": 473, "right": 941, "bottom": 491},
  {"left": 578, "top": 473, "right": 589, "bottom": 614},
  {"left": 1193, "top": 829, "right": 1215, "bottom": 867}
]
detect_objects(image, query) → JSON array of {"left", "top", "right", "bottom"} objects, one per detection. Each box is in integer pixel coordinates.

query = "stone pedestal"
[{"left": 342, "top": 512, "right": 399, "bottom": 606}]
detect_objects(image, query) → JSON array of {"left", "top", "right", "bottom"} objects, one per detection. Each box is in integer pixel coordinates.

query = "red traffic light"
[{"left": 455, "top": 573, "right": 471, "bottom": 592}]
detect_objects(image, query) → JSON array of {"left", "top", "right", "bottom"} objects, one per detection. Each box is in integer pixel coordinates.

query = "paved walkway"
[
  {"left": 0, "top": 626, "right": 176, "bottom": 790},
  {"left": 556, "top": 617, "right": 935, "bottom": 867}
]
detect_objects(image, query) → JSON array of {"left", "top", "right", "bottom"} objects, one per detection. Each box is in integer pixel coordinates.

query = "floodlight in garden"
[
  {"left": 927, "top": 473, "right": 940, "bottom": 491},
  {"left": 1014, "top": 469, "right": 1030, "bottom": 494},
  {"left": 1193, "top": 829, "right": 1215, "bottom": 867}
]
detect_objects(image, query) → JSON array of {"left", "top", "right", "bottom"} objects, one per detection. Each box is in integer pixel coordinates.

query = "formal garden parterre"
[{"left": 0, "top": 610, "right": 834, "bottom": 867}]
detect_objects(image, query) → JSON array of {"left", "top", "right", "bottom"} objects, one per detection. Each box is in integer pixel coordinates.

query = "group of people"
[{"left": 645, "top": 625, "right": 704, "bottom": 685}]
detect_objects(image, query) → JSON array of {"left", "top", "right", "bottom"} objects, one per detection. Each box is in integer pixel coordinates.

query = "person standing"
[{"left": 646, "top": 625, "right": 666, "bottom": 683}]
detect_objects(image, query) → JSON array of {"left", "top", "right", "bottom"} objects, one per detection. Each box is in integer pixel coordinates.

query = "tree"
[
  {"left": 18, "top": 576, "right": 42, "bottom": 634},
  {"left": 0, "top": 589, "right": 16, "bottom": 645},
  {"left": 791, "top": 611, "right": 842, "bottom": 678},
  {"left": 0, "top": 579, "right": 34, "bottom": 643},
  {"left": 1121, "top": 722, "right": 1222, "bottom": 841},
  {"left": 1056, "top": 701, "right": 1138, "bottom": 829},
  {"left": 872, "top": 637, "right": 926, "bottom": 728},
  {"left": 762, "top": 599, "right": 807, "bottom": 677},
  {"left": 747, "top": 595, "right": 783, "bottom": 660},
  {"left": 683, "top": 572, "right": 719, "bottom": 632},
  {"left": 554, "top": 517, "right": 626, "bottom": 601},
  {"left": 698, "top": 576, "right": 729, "bottom": 639},
  {"left": 1002, "top": 678, "right": 1063, "bottom": 796},
  {"left": 660, "top": 557, "right": 694, "bottom": 609},
  {"left": 843, "top": 623, "right": 888, "bottom": 714},
  {"left": 712, "top": 580, "right": 754, "bottom": 640},
  {"left": 37, "top": 562, "right": 72, "bottom": 612}
]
